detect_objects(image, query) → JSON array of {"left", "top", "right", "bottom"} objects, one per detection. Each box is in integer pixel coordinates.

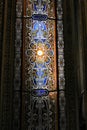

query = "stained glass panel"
[
  {"left": 14, "top": 0, "right": 66, "bottom": 130},
  {"left": 22, "top": 0, "right": 58, "bottom": 129},
  {"left": 24, "top": 0, "right": 56, "bottom": 18}
]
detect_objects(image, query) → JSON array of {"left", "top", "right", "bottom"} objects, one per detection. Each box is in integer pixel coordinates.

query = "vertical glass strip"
[
  {"left": 13, "top": 0, "right": 22, "bottom": 129},
  {"left": 57, "top": 0, "right": 66, "bottom": 130},
  {"left": 22, "top": 0, "right": 58, "bottom": 130}
]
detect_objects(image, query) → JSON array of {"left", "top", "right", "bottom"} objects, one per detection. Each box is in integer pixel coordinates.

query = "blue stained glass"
[
  {"left": 33, "top": 21, "right": 47, "bottom": 41},
  {"left": 32, "top": 14, "right": 47, "bottom": 21},
  {"left": 43, "top": 5, "right": 46, "bottom": 11},
  {"left": 34, "top": 39, "right": 39, "bottom": 42},
  {"left": 34, "top": 23, "right": 39, "bottom": 30},
  {"left": 43, "top": 77, "right": 47, "bottom": 85},
  {"left": 33, "top": 77, "right": 47, "bottom": 86},
  {"left": 23, "top": 0, "right": 59, "bottom": 129},
  {"left": 34, "top": 22, "right": 47, "bottom": 31},
  {"left": 34, "top": 78, "right": 37, "bottom": 85},
  {"left": 36, "top": 89, "right": 46, "bottom": 96},
  {"left": 36, "top": 69, "right": 44, "bottom": 77},
  {"left": 38, "top": 79, "right": 43, "bottom": 86},
  {"left": 34, "top": 4, "right": 37, "bottom": 11},
  {"left": 41, "top": 23, "right": 46, "bottom": 31},
  {"left": 34, "top": 63, "right": 38, "bottom": 69},
  {"left": 42, "top": 39, "right": 46, "bottom": 42},
  {"left": 23, "top": 0, "right": 59, "bottom": 128},
  {"left": 31, "top": 89, "right": 49, "bottom": 97}
]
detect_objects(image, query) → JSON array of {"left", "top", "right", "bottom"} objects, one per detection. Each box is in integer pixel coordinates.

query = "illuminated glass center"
[{"left": 37, "top": 50, "right": 43, "bottom": 56}]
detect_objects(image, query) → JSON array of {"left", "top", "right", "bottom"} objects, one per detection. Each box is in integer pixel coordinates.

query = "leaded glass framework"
[{"left": 14, "top": 0, "right": 66, "bottom": 130}]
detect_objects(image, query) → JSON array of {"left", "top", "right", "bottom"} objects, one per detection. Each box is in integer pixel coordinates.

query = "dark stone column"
[
  {"left": 80, "top": 0, "right": 87, "bottom": 129},
  {"left": 0, "top": 0, "right": 5, "bottom": 128},
  {"left": 0, "top": 0, "right": 16, "bottom": 129},
  {"left": 63, "top": 0, "right": 80, "bottom": 130},
  {"left": 0, "top": 0, "right": 4, "bottom": 85}
]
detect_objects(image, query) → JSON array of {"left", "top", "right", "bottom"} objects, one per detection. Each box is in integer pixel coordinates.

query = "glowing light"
[{"left": 37, "top": 50, "right": 43, "bottom": 56}]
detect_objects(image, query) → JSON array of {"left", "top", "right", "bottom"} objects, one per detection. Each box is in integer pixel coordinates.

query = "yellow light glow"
[{"left": 37, "top": 50, "right": 43, "bottom": 56}]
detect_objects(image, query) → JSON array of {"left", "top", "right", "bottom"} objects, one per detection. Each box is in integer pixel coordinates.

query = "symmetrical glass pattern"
[
  {"left": 22, "top": 0, "right": 58, "bottom": 129},
  {"left": 14, "top": 0, "right": 66, "bottom": 130},
  {"left": 57, "top": 1, "right": 66, "bottom": 129}
]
